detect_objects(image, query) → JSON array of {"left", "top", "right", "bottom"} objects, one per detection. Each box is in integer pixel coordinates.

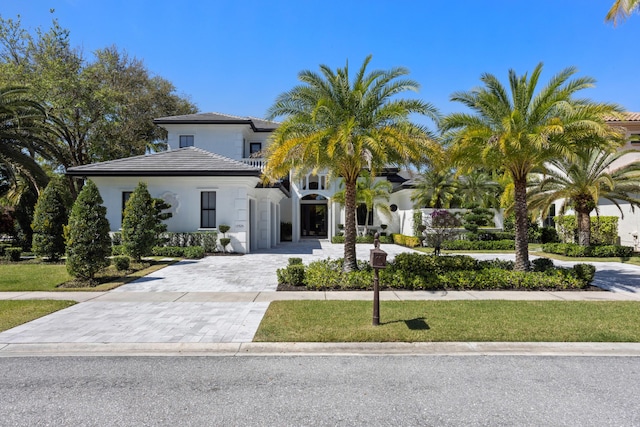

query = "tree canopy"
[{"left": 264, "top": 55, "right": 440, "bottom": 271}]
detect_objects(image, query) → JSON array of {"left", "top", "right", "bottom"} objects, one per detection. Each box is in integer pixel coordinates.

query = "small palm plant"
[{"left": 218, "top": 224, "right": 231, "bottom": 253}]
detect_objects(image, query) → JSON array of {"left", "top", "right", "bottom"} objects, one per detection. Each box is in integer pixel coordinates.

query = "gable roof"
[
  {"left": 153, "top": 112, "right": 279, "bottom": 132},
  {"left": 66, "top": 147, "right": 261, "bottom": 177}
]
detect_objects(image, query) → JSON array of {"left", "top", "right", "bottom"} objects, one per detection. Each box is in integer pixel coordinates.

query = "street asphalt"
[{"left": 1, "top": 240, "right": 639, "bottom": 357}]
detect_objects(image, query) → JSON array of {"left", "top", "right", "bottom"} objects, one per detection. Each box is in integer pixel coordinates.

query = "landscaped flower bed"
[{"left": 277, "top": 252, "right": 595, "bottom": 291}]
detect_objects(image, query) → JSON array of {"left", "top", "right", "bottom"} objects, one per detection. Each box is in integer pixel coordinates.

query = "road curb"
[{"left": 2, "top": 342, "right": 640, "bottom": 357}]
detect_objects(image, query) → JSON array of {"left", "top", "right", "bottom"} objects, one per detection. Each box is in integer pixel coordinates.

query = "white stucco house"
[{"left": 66, "top": 112, "right": 416, "bottom": 253}]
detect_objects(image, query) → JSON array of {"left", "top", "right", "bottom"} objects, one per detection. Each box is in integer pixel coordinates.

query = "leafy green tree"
[
  {"left": 606, "top": 0, "right": 640, "bottom": 24},
  {"left": 264, "top": 56, "right": 440, "bottom": 271},
  {"left": 528, "top": 147, "right": 640, "bottom": 246},
  {"left": 442, "top": 63, "right": 622, "bottom": 270},
  {"left": 455, "top": 170, "right": 502, "bottom": 209},
  {"left": 31, "top": 177, "right": 70, "bottom": 260},
  {"left": 121, "top": 183, "right": 168, "bottom": 260},
  {"left": 0, "top": 16, "right": 197, "bottom": 197},
  {"left": 65, "top": 180, "right": 111, "bottom": 280}
]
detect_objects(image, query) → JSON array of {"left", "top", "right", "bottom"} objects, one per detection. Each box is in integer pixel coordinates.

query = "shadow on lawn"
[{"left": 382, "top": 317, "right": 431, "bottom": 330}]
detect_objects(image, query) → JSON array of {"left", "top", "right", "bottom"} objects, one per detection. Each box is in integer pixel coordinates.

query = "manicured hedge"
[
  {"left": 440, "top": 239, "right": 515, "bottom": 251},
  {"left": 542, "top": 243, "right": 634, "bottom": 258},
  {"left": 150, "top": 246, "right": 205, "bottom": 259},
  {"left": 392, "top": 234, "right": 421, "bottom": 248},
  {"left": 278, "top": 252, "right": 594, "bottom": 291},
  {"left": 111, "top": 255, "right": 131, "bottom": 271},
  {"left": 331, "top": 235, "right": 394, "bottom": 244}
]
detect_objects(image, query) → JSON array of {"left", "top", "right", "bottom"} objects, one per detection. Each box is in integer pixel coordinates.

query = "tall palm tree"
[
  {"left": 442, "top": 63, "right": 622, "bottom": 271},
  {"left": 528, "top": 147, "right": 640, "bottom": 246},
  {"left": 263, "top": 56, "right": 440, "bottom": 271},
  {"left": 333, "top": 171, "right": 393, "bottom": 236},
  {"left": 606, "top": 0, "right": 640, "bottom": 25},
  {"left": 411, "top": 167, "right": 457, "bottom": 209}
]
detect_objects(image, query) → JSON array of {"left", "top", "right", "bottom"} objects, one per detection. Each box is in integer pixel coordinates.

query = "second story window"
[
  {"left": 249, "top": 142, "right": 262, "bottom": 157},
  {"left": 179, "top": 135, "right": 194, "bottom": 148}
]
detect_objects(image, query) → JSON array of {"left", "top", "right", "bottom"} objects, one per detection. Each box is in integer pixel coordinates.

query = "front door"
[{"left": 301, "top": 204, "right": 327, "bottom": 238}]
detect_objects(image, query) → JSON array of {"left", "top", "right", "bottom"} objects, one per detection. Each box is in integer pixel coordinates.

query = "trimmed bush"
[
  {"left": 542, "top": 242, "right": 634, "bottom": 258},
  {"left": 183, "top": 246, "right": 205, "bottom": 259},
  {"left": 573, "top": 264, "right": 596, "bottom": 284},
  {"left": 151, "top": 246, "right": 186, "bottom": 257},
  {"left": 31, "top": 179, "right": 69, "bottom": 261},
  {"left": 277, "top": 264, "right": 306, "bottom": 286},
  {"left": 531, "top": 257, "right": 555, "bottom": 272},
  {"left": 111, "top": 245, "right": 125, "bottom": 256},
  {"left": 392, "top": 234, "right": 421, "bottom": 248},
  {"left": 331, "top": 235, "right": 394, "bottom": 244},
  {"left": 65, "top": 180, "right": 111, "bottom": 280},
  {"left": 288, "top": 257, "right": 303, "bottom": 265},
  {"left": 121, "top": 182, "right": 157, "bottom": 260},
  {"left": 112, "top": 255, "right": 131, "bottom": 271},
  {"left": 5, "top": 247, "right": 21, "bottom": 262}
]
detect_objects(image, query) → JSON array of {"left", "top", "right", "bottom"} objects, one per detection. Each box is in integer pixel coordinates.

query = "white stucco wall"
[{"left": 90, "top": 175, "right": 285, "bottom": 253}]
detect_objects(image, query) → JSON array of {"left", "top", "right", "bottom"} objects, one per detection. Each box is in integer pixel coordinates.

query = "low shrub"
[
  {"left": 531, "top": 257, "right": 555, "bottom": 272},
  {"left": 468, "top": 231, "right": 515, "bottom": 241},
  {"left": 331, "top": 235, "right": 394, "bottom": 244},
  {"left": 5, "top": 247, "right": 21, "bottom": 262},
  {"left": 288, "top": 257, "right": 303, "bottom": 265},
  {"left": 441, "top": 240, "right": 515, "bottom": 251},
  {"left": 183, "top": 246, "right": 205, "bottom": 259},
  {"left": 542, "top": 243, "right": 634, "bottom": 258},
  {"left": 392, "top": 234, "right": 421, "bottom": 248},
  {"left": 219, "top": 238, "right": 231, "bottom": 252},
  {"left": 151, "top": 246, "right": 186, "bottom": 257},
  {"left": 573, "top": 263, "right": 596, "bottom": 283},
  {"left": 291, "top": 252, "right": 593, "bottom": 291},
  {"left": 111, "top": 255, "right": 131, "bottom": 271},
  {"left": 277, "top": 264, "right": 306, "bottom": 286},
  {"left": 0, "top": 243, "right": 11, "bottom": 256}
]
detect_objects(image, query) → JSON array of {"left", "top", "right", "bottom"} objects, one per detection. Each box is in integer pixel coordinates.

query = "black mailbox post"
[{"left": 369, "top": 233, "right": 387, "bottom": 326}]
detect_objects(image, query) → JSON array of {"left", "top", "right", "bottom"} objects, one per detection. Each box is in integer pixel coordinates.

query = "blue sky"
[{"left": 2, "top": 0, "right": 639, "bottom": 126}]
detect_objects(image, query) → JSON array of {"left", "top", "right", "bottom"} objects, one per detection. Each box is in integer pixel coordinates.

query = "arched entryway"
[{"left": 300, "top": 194, "right": 327, "bottom": 238}]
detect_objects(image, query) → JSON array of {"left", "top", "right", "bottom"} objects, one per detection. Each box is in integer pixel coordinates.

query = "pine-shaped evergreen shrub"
[
  {"left": 31, "top": 179, "right": 70, "bottom": 261},
  {"left": 122, "top": 182, "right": 157, "bottom": 260},
  {"left": 65, "top": 180, "right": 111, "bottom": 279}
]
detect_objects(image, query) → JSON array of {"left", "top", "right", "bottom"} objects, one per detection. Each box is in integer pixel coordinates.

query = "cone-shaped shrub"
[
  {"left": 65, "top": 180, "right": 111, "bottom": 279},
  {"left": 122, "top": 182, "right": 157, "bottom": 261},
  {"left": 31, "top": 179, "right": 70, "bottom": 261}
]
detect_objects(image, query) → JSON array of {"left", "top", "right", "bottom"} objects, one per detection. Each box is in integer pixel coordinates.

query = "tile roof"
[
  {"left": 153, "top": 112, "right": 279, "bottom": 131},
  {"left": 66, "top": 147, "right": 261, "bottom": 177},
  {"left": 606, "top": 112, "right": 640, "bottom": 122}
]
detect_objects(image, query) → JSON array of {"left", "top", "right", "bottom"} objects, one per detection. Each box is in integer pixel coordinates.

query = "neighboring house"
[
  {"left": 599, "top": 113, "right": 640, "bottom": 247},
  {"left": 66, "top": 112, "right": 414, "bottom": 252}
]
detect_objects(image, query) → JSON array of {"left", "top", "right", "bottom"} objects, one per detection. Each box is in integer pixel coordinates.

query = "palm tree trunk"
[
  {"left": 513, "top": 176, "right": 530, "bottom": 271},
  {"left": 577, "top": 210, "right": 591, "bottom": 246},
  {"left": 343, "top": 178, "right": 358, "bottom": 272}
]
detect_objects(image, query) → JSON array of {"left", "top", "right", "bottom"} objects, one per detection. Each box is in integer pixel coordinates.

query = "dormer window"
[{"left": 179, "top": 135, "right": 194, "bottom": 148}]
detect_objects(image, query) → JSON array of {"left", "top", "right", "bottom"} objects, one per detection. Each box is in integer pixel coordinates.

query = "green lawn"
[
  {"left": 0, "top": 259, "right": 174, "bottom": 291},
  {"left": 254, "top": 300, "right": 640, "bottom": 342},
  {"left": 0, "top": 263, "right": 72, "bottom": 291},
  {"left": 0, "top": 300, "right": 76, "bottom": 332}
]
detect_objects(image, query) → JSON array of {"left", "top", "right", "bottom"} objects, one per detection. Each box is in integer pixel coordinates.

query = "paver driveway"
[{"left": 0, "top": 240, "right": 415, "bottom": 344}]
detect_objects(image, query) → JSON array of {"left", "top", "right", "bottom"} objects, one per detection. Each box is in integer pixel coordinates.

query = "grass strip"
[
  {"left": 0, "top": 300, "right": 76, "bottom": 332},
  {"left": 0, "top": 264, "right": 72, "bottom": 291},
  {"left": 254, "top": 300, "right": 640, "bottom": 343}
]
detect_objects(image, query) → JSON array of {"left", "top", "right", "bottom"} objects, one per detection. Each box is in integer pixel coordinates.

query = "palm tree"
[
  {"left": 333, "top": 171, "right": 393, "bottom": 236},
  {"left": 263, "top": 56, "right": 440, "bottom": 271},
  {"left": 606, "top": 0, "right": 640, "bottom": 25},
  {"left": 0, "top": 86, "right": 49, "bottom": 192},
  {"left": 455, "top": 170, "right": 502, "bottom": 209},
  {"left": 528, "top": 147, "right": 640, "bottom": 246},
  {"left": 442, "top": 63, "right": 622, "bottom": 271},
  {"left": 411, "top": 167, "right": 457, "bottom": 208}
]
